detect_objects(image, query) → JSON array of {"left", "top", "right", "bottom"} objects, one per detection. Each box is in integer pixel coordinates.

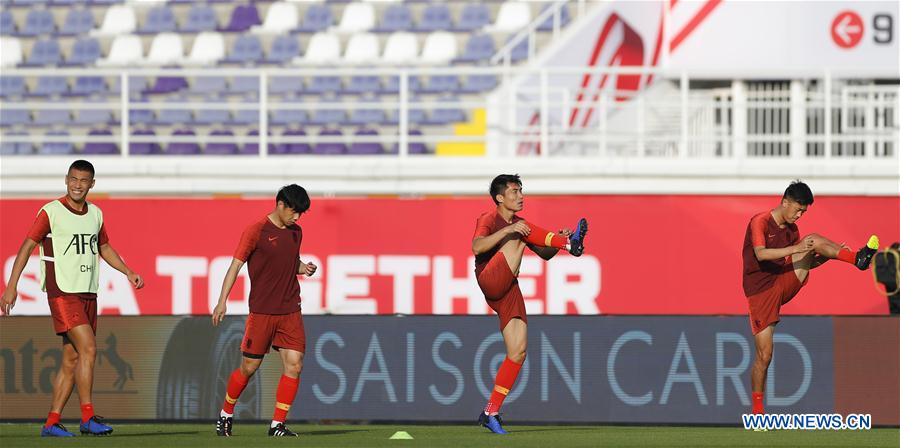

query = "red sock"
[
  {"left": 80, "top": 403, "right": 94, "bottom": 423},
  {"left": 836, "top": 248, "right": 856, "bottom": 264},
  {"left": 522, "top": 222, "right": 568, "bottom": 250},
  {"left": 752, "top": 392, "right": 764, "bottom": 414},
  {"left": 273, "top": 375, "right": 300, "bottom": 423},
  {"left": 45, "top": 411, "right": 61, "bottom": 428},
  {"left": 484, "top": 357, "right": 523, "bottom": 415},
  {"left": 222, "top": 369, "right": 250, "bottom": 415}
]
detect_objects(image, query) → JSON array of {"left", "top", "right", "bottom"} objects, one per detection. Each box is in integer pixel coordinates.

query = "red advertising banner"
[{"left": 1, "top": 195, "right": 896, "bottom": 316}]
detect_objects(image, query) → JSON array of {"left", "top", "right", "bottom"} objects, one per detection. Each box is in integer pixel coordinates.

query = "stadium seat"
[
  {"left": 82, "top": 129, "right": 119, "bottom": 154},
  {"left": 296, "top": 4, "right": 334, "bottom": 33},
  {"left": 0, "top": 76, "right": 26, "bottom": 97},
  {"left": 348, "top": 128, "right": 383, "bottom": 154},
  {"left": 381, "top": 32, "right": 418, "bottom": 64},
  {"left": 454, "top": 4, "right": 491, "bottom": 31},
  {"left": 306, "top": 75, "right": 342, "bottom": 95},
  {"left": 64, "top": 37, "right": 102, "bottom": 66},
  {"left": 537, "top": 4, "right": 570, "bottom": 31},
  {"left": 335, "top": 2, "right": 375, "bottom": 33},
  {"left": 91, "top": 5, "right": 137, "bottom": 36},
  {"left": 96, "top": 35, "right": 144, "bottom": 66},
  {"left": 180, "top": 4, "right": 218, "bottom": 32},
  {"left": 310, "top": 97, "right": 347, "bottom": 125},
  {"left": 34, "top": 108, "right": 71, "bottom": 126},
  {"left": 345, "top": 75, "right": 381, "bottom": 95},
  {"left": 251, "top": 1, "right": 299, "bottom": 34},
  {"left": 401, "top": 128, "right": 429, "bottom": 154},
  {"left": 0, "top": 37, "right": 23, "bottom": 67},
  {"left": 71, "top": 76, "right": 107, "bottom": 96},
  {"left": 156, "top": 96, "right": 192, "bottom": 125},
  {"left": 343, "top": 33, "right": 379, "bottom": 64},
  {"left": 130, "top": 128, "right": 161, "bottom": 155},
  {"left": 128, "top": 97, "right": 155, "bottom": 125},
  {"left": 313, "top": 128, "right": 347, "bottom": 154},
  {"left": 296, "top": 32, "right": 341, "bottom": 64},
  {"left": 424, "top": 97, "right": 465, "bottom": 125},
  {"left": 273, "top": 128, "right": 310, "bottom": 155},
  {"left": 224, "top": 35, "right": 264, "bottom": 64},
  {"left": 1, "top": 11, "right": 16, "bottom": 36},
  {"left": 32, "top": 76, "right": 68, "bottom": 97},
  {"left": 487, "top": 2, "right": 531, "bottom": 32},
  {"left": 269, "top": 76, "right": 305, "bottom": 95},
  {"left": 220, "top": 4, "right": 262, "bottom": 32},
  {"left": 205, "top": 129, "right": 239, "bottom": 154},
  {"left": 348, "top": 100, "right": 386, "bottom": 125},
  {"left": 420, "top": 74, "right": 461, "bottom": 94},
  {"left": 139, "top": 5, "right": 177, "bottom": 34},
  {"left": 420, "top": 32, "right": 458, "bottom": 65},
  {"left": 0, "top": 131, "right": 31, "bottom": 155},
  {"left": 0, "top": 108, "right": 30, "bottom": 127},
  {"left": 193, "top": 95, "right": 230, "bottom": 125},
  {"left": 59, "top": 8, "right": 95, "bottom": 36},
  {"left": 509, "top": 36, "right": 529, "bottom": 62},
  {"left": 455, "top": 34, "right": 495, "bottom": 63},
  {"left": 461, "top": 74, "right": 498, "bottom": 93},
  {"left": 270, "top": 94, "right": 308, "bottom": 126},
  {"left": 229, "top": 76, "right": 260, "bottom": 95},
  {"left": 385, "top": 99, "right": 426, "bottom": 125},
  {"left": 166, "top": 128, "right": 201, "bottom": 155},
  {"left": 39, "top": 130, "right": 74, "bottom": 155},
  {"left": 22, "top": 38, "right": 61, "bottom": 67},
  {"left": 416, "top": 3, "right": 453, "bottom": 31},
  {"left": 18, "top": 9, "right": 55, "bottom": 37},
  {"left": 143, "top": 33, "right": 185, "bottom": 66},
  {"left": 373, "top": 4, "right": 412, "bottom": 32},
  {"left": 73, "top": 96, "right": 113, "bottom": 125},
  {"left": 184, "top": 31, "right": 225, "bottom": 66},
  {"left": 231, "top": 93, "right": 260, "bottom": 124},
  {"left": 265, "top": 35, "right": 302, "bottom": 64},
  {"left": 189, "top": 75, "right": 227, "bottom": 95},
  {"left": 242, "top": 129, "right": 274, "bottom": 155},
  {"left": 382, "top": 75, "right": 421, "bottom": 95},
  {"left": 145, "top": 76, "right": 188, "bottom": 95}
]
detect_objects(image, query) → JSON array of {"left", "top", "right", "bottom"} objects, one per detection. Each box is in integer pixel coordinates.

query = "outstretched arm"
[
  {"left": 1, "top": 238, "right": 38, "bottom": 315},
  {"left": 212, "top": 258, "right": 245, "bottom": 326},
  {"left": 99, "top": 243, "right": 144, "bottom": 289},
  {"left": 754, "top": 236, "right": 814, "bottom": 262}
]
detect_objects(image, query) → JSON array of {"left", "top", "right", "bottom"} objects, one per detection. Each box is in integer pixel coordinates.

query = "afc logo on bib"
[{"left": 63, "top": 233, "right": 99, "bottom": 255}]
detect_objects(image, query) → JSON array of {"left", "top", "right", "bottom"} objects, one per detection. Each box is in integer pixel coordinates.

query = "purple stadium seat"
[
  {"left": 18, "top": 9, "right": 55, "bottom": 37},
  {"left": 274, "top": 128, "right": 310, "bottom": 154},
  {"left": 166, "top": 128, "right": 201, "bottom": 154},
  {"left": 59, "top": 8, "right": 95, "bottom": 36},
  {"left": 23, "top": 38, "right": 61, "bottom": 67},
  {"left": 1, "top": 76, "right": 26, "bottom": 97},
  {"left": 373, "top": 4, "right": 412, "bottom": 32},
  {"left": 130, "top": 128, "right": 161, "bottom": 155},
  {"left": 64, "top": 38, "right": 102, "bottom": 66},
  {"left": 82, "top": 129, "right": 119, "bottom": 154},
  {"left": 265, "top": 35, "right": 301, "bottom": 64},
  {"left": 296, "top": 4, "right": 333, "bottom": 33},
  {"left": 145, "top": 76, "right": 188, "bottom": 95},
  {"left": 139, "top": 5, "right": 177, "bottom": 34},
  {"left": 312, "top": 128, "right": 346, "bottom": 155},
  {"left": 416, "top": 4, "right": 453, "bottom": 32},
  {"left": 181, "top": 4, "right": 217, "bottom": 32},
  {"left": 0, "top": 130, "right": 32, "bottom": 155},
  {"left": 454, "top": 34, "right": 495, "bottom": 63},
  {"left": 454, "top": 4, "right": 491, "bottom": 31},
  {"left": 420, "top": 75, "right": 461, "bottom": 94},
  {"left": 241, "top": 129, "right": 273, "bottom": 155},
  {"left": 205, "top": 129, "right": 238, "bottom": 154},
  {"left": 224, "top": 35, "right": 263, "bottom": 64},
  {"left": 39, "top": 130, "right": 74, "bottom": 155},
  {"left": 220, "top": 4, "right": 261, "bottom": 32},
  {"left": 348, "top": 128, "right": 383, "bottom": 155},
  {"left": 461, "top": 74, "right": 499, "bottom": 93},
  {"left": 393, "top": 129, "right": 428, "bottom": 154}
]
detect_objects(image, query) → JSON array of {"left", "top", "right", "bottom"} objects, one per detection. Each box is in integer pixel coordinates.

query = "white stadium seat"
[
  {"left": 251, "top": 2, "right": 299, "bottom": 34},
  {"left": 419, "top": 31, "right": 458, "bottom": 65},
  {"left": 0, "top": 37, "right": 23, "bottom": 68},
  {"left": 96, "top": 34, "right": 143, "bottom": 66},
  {"left": 183, "top": 31, "right": 225, "bottom": 66},
  {"left": 487, "top": 2, "right": 532, "bottom": 32},
  {"left": 142, "top": 33, "right": 185, "bottom": 66},
  {"left": 381, "top": 32, "right": 418, "bottom": 64},
  {"left": 91, "top": 5, "right": 137, "bottom": 36},
  {"left": 296, "top": 32, "right": 341, "bottom": 64},
  {"left": 343, "top": 33, "right": 380, "bottom": 64},
  {"left": 334, "top": 2, "right": 375, "bottom": 33}
]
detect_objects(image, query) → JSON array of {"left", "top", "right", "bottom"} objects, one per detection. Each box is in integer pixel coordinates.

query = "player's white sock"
[
  {"left": 271, "top": 420, "right": 282, "bottom": 428},
  {"left": 565, "top": 243, "right": 572, "bottom": 252},
  {"left": 220, "top": 410, "right": 233, "bottom": 418}
]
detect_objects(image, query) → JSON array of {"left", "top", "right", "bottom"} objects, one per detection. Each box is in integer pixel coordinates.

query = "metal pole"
[{"left": 120, "top": 72, "right": 129, "bottom": 157}]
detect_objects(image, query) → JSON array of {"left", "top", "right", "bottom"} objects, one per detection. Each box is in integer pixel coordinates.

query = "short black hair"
[
  {"left": 489, "top": 174, "right": 522, "bottom": 204},
  {"left": 783, "top": 180, "right": 814, "bottom": 205},
  {"left": 68, "top": 160, "right": 95, "bottom": 178},
  {"left": 276, "top": 184, "right": 310, "bottom": 213}
]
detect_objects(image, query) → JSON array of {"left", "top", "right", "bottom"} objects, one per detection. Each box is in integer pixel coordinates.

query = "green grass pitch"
[{"left": 1, "top": 423, "right": 898, "bottom": 447}]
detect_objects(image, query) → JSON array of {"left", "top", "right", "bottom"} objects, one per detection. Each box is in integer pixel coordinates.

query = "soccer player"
[
  {"left": 1, "top": 160, "right": 144, "bottom": 437},
  {"left": 472, "top": 174, "right": 588, "bottom": 434},
  {"left": 742, "top": 180, "right": 878, "bottom": 416},
  {"left": 211, "top": 184, "right": 317, "bottom": 437}
]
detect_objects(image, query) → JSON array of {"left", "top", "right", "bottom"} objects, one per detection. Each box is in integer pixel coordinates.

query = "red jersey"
[
  {"left": 233, "top": 216, "right": 303, "bottom": 315},
  {"left": 27, "top": 197, "right": 109, "bottom": 299},
  {"left": 742, "top": 211, "right": 799, "bottom": 297},
  {"left": 473, "top": 209, "right": 525, "bottom": 276}
]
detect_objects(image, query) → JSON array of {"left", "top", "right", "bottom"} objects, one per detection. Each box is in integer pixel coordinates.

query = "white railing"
[
  {"left": 491, "top": 0, "right": 591, "bottom": 67},
  {"left": 0, "top": 67, "right": 897, "bottom": 162}
]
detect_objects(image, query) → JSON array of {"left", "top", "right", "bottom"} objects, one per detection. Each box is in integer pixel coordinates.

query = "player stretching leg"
[
  {"left": 742, "top": 180, "right": 878, "bottom": 419},
  {"left": 472, "top": 174, "right": 588, "bottom": 434},
  {"left": 211, "top": 185, "right": 317, "bottom": 437},
  {"left": 1, "top": 160, "right": 145, "bottom": 437}
]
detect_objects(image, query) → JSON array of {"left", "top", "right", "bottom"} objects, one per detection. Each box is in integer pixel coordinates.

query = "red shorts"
[
  {"left": 747, "top": 267, "right": 808, "bottom": 335},
  {"left": 241, "top": 311, "right": 306, "bottom": 358},
  {"left": 48, "top": 295, "right": 97, "bottom": 336},
  {"left": 477, "top": 252, "right": 527, "bottom": 331}
]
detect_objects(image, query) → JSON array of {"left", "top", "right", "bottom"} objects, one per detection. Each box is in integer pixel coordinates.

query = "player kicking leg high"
[
  {"left": 472, "top": 174, "right": 589, "bottom": 434},
  {"left": 742, "top": 180, "right": 878, "bottom": 417},
  {"left": 211, "top": 185, "right": 317, "bottom": 437}
]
